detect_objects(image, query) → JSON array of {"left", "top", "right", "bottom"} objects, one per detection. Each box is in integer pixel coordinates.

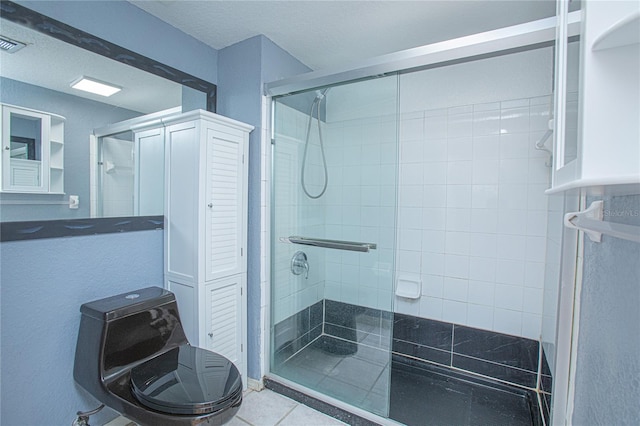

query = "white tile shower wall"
[
  {"left": 322, "top": 113, "right": 398, "bottom": 312},
  {"left": 394, "top": 96, "right": 552, "bottom": 340},
  {"left": 399, "top": 48, "right": 553, "bottom": 114},
  {"left": 271, "top": 50, "right": 554, "bottom": 337},
  {"left": 392, "top": 48, "right": 554, "bottom": 340},
  {"left": 272, "top": 103, "right": 326, "bottom": 324}
]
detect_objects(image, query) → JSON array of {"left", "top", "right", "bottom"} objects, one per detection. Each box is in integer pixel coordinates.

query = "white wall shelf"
[
  {"left": 549, "top": 2, "right": 640, "bottom": 196},
  {"left": 592, "top": 10, "right": 640, "bottom": 51}
]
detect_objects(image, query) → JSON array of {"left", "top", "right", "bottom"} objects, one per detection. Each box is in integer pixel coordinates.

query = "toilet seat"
[{"left": 130, "top": 345, "right": 242, "bottom": 415}]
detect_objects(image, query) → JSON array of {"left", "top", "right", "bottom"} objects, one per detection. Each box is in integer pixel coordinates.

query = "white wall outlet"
[{"left": 69, "top": 195, "right": 79, "bottom": 209}]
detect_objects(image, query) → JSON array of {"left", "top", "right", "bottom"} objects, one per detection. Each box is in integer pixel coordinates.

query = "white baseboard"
[{"left": 247, "top": 377, "right": 264, "bottom": 391}]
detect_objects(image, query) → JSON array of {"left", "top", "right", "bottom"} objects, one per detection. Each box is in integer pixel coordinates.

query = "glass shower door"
[{"left": 270, "top": 75, "right": 398, "bottom": 417}]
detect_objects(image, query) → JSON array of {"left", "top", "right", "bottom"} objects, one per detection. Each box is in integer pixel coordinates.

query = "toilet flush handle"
[{"left": 72, "top": 404, "right": 104, "bottom": 426}]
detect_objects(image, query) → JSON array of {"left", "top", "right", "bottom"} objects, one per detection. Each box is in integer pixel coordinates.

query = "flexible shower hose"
[{"left": 301, "top": 91, "right": 329, "bottom": 199}]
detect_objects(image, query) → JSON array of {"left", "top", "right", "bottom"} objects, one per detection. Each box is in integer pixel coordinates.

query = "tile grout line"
[
  {"left": 234, "top": 415, "right": 254, "bottom": 426},
  {"left": 273, "top": 400, "right": 300, "bottom": 426},
  {"left": 450, "top": 324, "right": 455, "bottom": 367},
  {"left": 451, "top": 351, "right": 540, "bottom": 375},
  {"left": 234, "top": 390, "right": 255, "bottom": 426}
]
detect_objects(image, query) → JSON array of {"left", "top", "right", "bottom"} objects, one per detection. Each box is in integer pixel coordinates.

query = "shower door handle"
[{"left": 281, "top": 236, "right": 377, "bottom": 253}]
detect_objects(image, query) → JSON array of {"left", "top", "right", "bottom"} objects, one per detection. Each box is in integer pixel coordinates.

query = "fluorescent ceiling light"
[
  {"left": 0, "top": 36, "right": 26, "bottom": 53},
  {"left": 71, "top": 76, "right": 121, "bottom": 97}
]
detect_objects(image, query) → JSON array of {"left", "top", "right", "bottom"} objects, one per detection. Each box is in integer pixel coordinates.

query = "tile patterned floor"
[
  {"left": 104, "top": 389, "right": 346, "bottom": 426},
  {"left": 229, "top": 389, "right": 347, "bottom": 426}
]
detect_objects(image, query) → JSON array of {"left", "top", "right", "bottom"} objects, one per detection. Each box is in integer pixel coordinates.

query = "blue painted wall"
[
  {"left": 0, "top": 77, "right": 142, "bottom": 221},
  {"left": 0, "top": 230, "right": 164, "bottom": 425},
  {"left": 217, "top": 35, "right": 311, "bottom": 380},
  {"left": 572, "top": 195, "right": 640, "bottom": 424},
  {"left": 1, "top": 3, "right": 310, "bottom": 424},
  {"left": 1, "top": 2, "right": 220, "bottom": 424}
]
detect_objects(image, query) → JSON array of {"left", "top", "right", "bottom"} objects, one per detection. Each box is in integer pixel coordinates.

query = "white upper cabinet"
[
  {"left": 163, "top": 111, "right": 251, "bottom": 283},
  {"left": 549, "top": 0, "right": 640, "bottom": 194},
  {"left": 204, "top": 125, "right": 247, "bottom": 282},
  {"left": 1, "top": 104, "right": 65, "bottom": 194}
]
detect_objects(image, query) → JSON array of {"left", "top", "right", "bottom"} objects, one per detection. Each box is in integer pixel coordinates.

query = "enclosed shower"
[
  {"left": 269, "top": 24, "right": 567, "bottom": 425},
  {"left": 91, "top": 117, "right": 167, "bottom": 218},
  {"left": 272, "top": 76, "right": 399, "bottom": 417}
]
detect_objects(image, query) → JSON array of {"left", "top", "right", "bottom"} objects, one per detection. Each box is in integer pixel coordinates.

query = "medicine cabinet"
[
  {"left": 549, "top": 1, "right": 640, "bottom": 194},
  {"left": 1, "top": 104, "right": 65, "bottom": 194}
]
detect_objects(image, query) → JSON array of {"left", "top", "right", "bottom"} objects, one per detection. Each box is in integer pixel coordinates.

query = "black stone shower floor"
[
  {"left": 390, "top": 357, "right": 541, "bottom": 426},
  {"left": 274, "top": 335, "right": 541, "bottom": 426}
]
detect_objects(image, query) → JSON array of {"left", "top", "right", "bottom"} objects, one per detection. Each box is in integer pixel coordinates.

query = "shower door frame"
[{"left": 264, "top": 13, "right": 582, "bottom": 425}]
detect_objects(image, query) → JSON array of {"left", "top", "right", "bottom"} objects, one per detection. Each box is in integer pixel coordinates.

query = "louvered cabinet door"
[
  {"left": 204, "top": 127, "right": 247, "bottom": 282},
  {"left": 204, "top": 274, "right": 246, "bottom": 385}
]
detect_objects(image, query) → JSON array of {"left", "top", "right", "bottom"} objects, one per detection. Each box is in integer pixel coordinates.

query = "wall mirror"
[{"left": 0, "top": 1, "right": 216, "bottom": 229}]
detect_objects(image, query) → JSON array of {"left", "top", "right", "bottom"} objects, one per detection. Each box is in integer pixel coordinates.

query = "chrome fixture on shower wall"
[
  {"left": 535, "top": 118, "right": 554, "bottom": 167},
  {"left": 301, "top": 88, "right": 329, "bottom": 199},
  {"left": 290, "top": 251, "right": 309, "bottom": 279}
]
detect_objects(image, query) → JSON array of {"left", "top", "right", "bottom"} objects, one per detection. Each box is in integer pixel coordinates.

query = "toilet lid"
[{"left": 130, "top": 345, "right": 242, "bottom": 415}]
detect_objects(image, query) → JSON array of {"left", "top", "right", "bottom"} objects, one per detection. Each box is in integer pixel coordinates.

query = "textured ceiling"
[
  {"left": 130, "top": 0, "right": 556, "bottom": 70},
  {"left": 1, "top": 1, "right": 556, "bottom": 115}
]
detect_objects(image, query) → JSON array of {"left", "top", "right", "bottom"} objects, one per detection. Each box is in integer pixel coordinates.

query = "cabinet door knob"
[
  {"left": 208, "top": 332, "right": 213, "bottom": 338},
  {"left": 4, "top": 146, "right": 9, "bottom": 150},
  {"left": 208, "top": 203, "right": 213, "bottom": 208}
]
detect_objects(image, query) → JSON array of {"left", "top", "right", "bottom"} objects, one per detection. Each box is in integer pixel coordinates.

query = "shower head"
[{"left": 314, "top": 87, "right": 330, "bottom": 100}]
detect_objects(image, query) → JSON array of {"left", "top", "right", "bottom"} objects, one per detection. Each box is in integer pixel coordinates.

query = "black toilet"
[{"left": 73, "top": 287, "right": 242, "bottom": 425}]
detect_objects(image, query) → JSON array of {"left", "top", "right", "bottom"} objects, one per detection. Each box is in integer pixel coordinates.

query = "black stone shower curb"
[{"left": 263, "top": 377, "right": 381, "bottom": 426}]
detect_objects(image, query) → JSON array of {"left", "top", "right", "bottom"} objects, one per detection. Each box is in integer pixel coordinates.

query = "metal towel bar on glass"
[{"left": 279, "top": 236, "right": 377, "bottom": 252}]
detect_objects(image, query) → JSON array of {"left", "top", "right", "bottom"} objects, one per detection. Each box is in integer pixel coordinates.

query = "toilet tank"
[{"left": 74, "top": 287, "right": 189, "bottom": 393}]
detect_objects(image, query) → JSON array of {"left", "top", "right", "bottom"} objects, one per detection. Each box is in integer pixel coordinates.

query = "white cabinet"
[
  {"left": 549, "top": 1, "right": 640, "bottom": 194},
  {"left": 204, "top": 274, "right": 247, "bottom": 376},
  {"left": 134, "top": 127, "right": 165, "bottom": 215},
  {"left": 1, "top": 103, "right": 65, "bottom": 193},
  {"left": 204, "top": 125, "right": 247, "bottom": 282},
  {"left": 163, "top": 110, "right": 252, "bottom": 389}
]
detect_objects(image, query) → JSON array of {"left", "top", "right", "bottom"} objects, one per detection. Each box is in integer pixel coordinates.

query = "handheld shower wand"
[{"left": 301, "top": 88, "right": 330, "bottom": 199}]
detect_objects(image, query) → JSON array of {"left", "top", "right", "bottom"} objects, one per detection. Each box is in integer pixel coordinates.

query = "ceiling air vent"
[{"left": 0, "top": 36, "right": 26, "bottom": 54}]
